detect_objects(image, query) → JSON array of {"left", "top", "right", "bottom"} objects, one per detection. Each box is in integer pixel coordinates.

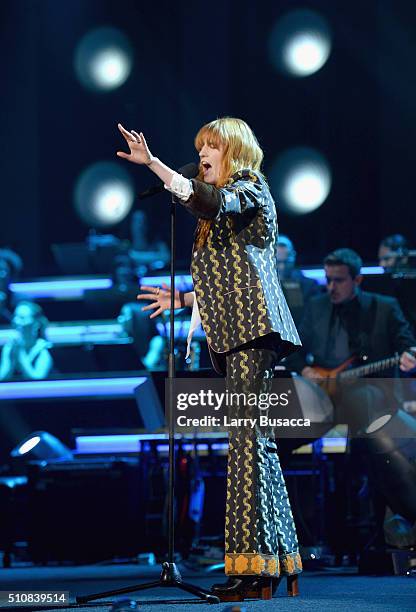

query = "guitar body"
[
  {"left": 308, "top": 353, "right": 399, "bottom": 398},
  {"left": 311, "top": 356, "right": 356, "bottom": 379},
  {"left": 310, "top": 357, "right": 357, "bottom": 398}
]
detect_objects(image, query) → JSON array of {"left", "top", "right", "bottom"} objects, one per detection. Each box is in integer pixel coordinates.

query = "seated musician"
[
  {"left": 288, "top": 248, "right": 416, "bottom": 561},
  {"left": 378, "top": 233, "right": 409, "bottom": 272},
  {"left": 0, "top": 301, "right": 53, "bottom": 381},
  {"left": 275, "top": 235, "right": 321, "bottom": 325},
  {"left": 291, "top": 248, "right": 416, "bottom": 432}
]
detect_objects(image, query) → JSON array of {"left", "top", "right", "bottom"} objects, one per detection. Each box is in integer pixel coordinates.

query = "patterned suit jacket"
[{"left": 181, "top": 169, "right": 301, "bottom": 358}]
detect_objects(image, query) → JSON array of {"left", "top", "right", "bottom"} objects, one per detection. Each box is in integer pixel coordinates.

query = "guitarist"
[
  {"left": 290, "top": 248, "right": 416, "bottom": 432},
  {"left": 289, "top": 248, "right": 416, "bottom": 561}
]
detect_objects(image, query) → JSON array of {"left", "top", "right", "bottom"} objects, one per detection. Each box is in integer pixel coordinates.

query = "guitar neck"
[{"left": 339, "top": 354, "right": 400, "bottom": 380}]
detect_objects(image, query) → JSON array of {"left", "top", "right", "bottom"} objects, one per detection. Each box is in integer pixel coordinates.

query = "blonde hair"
[{"left": 194, "top": 118, "right": 264, "bottom": 247}]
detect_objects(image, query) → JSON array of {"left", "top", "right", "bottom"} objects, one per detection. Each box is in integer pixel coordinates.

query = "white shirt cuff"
[{"left": 164, "top": 172, "right": 193, "bottom": 201}]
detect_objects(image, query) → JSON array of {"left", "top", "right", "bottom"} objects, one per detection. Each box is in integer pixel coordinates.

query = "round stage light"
[
  {"left": 269, "top": 147, "right": 332, "bottom": 214},
  {"left": 74, "top": 162, "right": 135, "bottom": 227},
  {"left": 74, "top": 27, "right": 133, "bottom": 91},
  {"left": 269, "top": 9, "right": 331, "bottom": 77},
  {"left": 11, "top": 431, "right": 73, "bottom": 462},
  {"left": 18, "top": 435, "right": 41, "bottom": 456}
]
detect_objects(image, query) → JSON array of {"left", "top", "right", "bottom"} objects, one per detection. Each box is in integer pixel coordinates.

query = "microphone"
[
  {"left": 179, "top": 162, "right": 199, "bottom": 178},
  {"left": 138, "top": 162, "right": 199, "bottom": 200}
]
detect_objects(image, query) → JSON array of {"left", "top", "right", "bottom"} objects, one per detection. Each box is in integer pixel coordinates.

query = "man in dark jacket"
[
  {"left": 275, "top": 235, "right": 321, "bottom": 326},
  {"left": 291, "top": 248, "right": 416, "bottom": 561},
  {"left": 293, "top": 249, "right": 416, "bottom": 392}
]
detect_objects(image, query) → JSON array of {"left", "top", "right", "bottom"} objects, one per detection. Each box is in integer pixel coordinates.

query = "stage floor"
[{"left": 0, "top": 563, "right": 415, "bottom": 611}]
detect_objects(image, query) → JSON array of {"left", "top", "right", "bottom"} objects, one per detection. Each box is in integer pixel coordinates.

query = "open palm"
[
  {"left": 117, "top": 123, "right": 153, "bottom": 165},
  {"left": 137, "top": 283, "right": 182, "bottom": 319}
]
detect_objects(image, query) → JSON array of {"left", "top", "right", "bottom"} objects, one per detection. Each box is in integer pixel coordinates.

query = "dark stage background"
[{"left": 1, "top": 0, "right": 415, "bottom": 276}]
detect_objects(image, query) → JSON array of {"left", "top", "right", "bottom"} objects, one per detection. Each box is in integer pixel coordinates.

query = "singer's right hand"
[
  {"left": 116, "top": 123, "right": 154, "bottom": 165},
  {"left": 137, "top": 283, "right": 182, "bottom": 318}
]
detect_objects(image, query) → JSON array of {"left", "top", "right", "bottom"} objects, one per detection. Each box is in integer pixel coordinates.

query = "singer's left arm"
[{"left": 178, "top": 173, "right": 264, "bottom": 220}]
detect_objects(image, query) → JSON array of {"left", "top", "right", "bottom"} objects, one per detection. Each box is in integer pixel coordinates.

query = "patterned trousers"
[{"left": 222, "top": 336, "right": 303, "bottom": 577}]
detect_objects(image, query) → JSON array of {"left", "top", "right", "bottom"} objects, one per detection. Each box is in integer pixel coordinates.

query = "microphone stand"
[{"left": 77, "top": 194, "right": 219, "bottom": 605}]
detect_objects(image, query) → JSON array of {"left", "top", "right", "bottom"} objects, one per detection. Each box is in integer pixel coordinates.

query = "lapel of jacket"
[{"left": 314, "top": 296, "right": 333, "bottom": 345}]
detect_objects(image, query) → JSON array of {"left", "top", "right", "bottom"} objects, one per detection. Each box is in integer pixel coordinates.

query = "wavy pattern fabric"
[
  {"left": 187, "top": 170, "right": 302, "bottom": 355},
  {"left": 224, "top": 341, "right": 302, "bottom": 576},
  {"left": 180, "top": 169, "right": 302, "bottom": 576}
]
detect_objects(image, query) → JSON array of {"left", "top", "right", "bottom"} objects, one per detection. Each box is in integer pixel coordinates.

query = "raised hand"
[
  {"left": 116, "top": 123, "right": 154, "bottom": 165},
  {"left": 137, "top": 283, "right": 182, "bottom": 319}
]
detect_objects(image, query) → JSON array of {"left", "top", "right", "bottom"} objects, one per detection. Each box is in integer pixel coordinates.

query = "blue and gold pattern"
[
  {"left": 180, "top": 170, "right": 302, "bottom": 577},
  {"left": 187, "top": 169, "right": 301, "bottom": 356},
  {"left": 223, "top": 344, "right": 302, "bottom": 577}
]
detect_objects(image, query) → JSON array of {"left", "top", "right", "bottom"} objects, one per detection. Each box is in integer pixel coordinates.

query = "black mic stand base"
[
  {"left": 76, "top": 561, "right": 219, "bottom": 604},
  {"left": 77, "top": 190, "right": 219, "bottom": 606}
]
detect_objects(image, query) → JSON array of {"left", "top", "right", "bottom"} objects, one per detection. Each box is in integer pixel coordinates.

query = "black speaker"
[{"left": 27, "top": 458, "right": 145, "bottom": 563}]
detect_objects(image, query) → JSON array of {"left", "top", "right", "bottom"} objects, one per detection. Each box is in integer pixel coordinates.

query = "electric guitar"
[{"left": 309, "top": 353, "right": 400, "bottom": 396}]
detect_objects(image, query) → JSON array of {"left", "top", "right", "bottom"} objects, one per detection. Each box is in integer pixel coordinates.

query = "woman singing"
[{"left": 117, "top": 117, "right": 303, "bottom": 601}]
